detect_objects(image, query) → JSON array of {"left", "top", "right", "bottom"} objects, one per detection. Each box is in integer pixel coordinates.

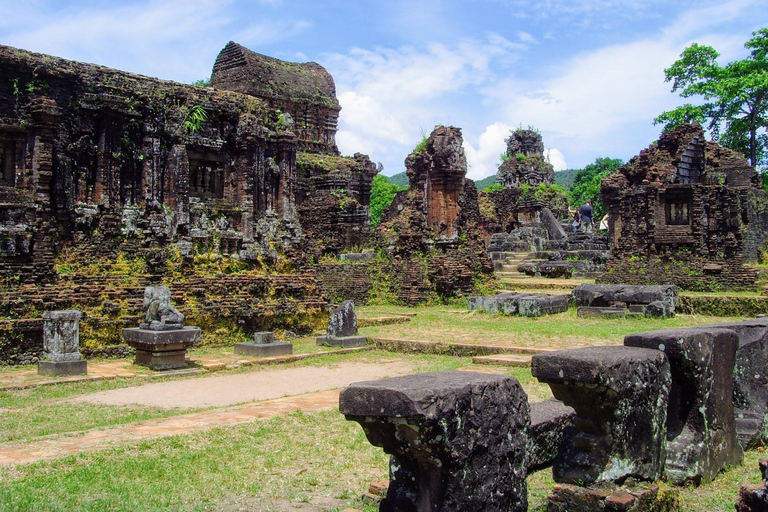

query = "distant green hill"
[
  {"left": 474, "top": 175, "right": 497, "bottom": 191},
  {"left": 555, "top": 169, "right": 578, "bottom": 189},
  {"left": 386, "top": 172, "right": 409, "bottom": 188}
]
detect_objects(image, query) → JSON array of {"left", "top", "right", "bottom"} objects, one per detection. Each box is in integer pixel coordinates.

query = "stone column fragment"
[
  {"left": 317, "top": 300, "right": 367, "bottom": 347},
  {"left": 38, "top": 310, "right": 87, "bottom": 376},
  {"left": 339, "top": 370, "right": 530, "bottom": 512},
  {"left": 531, "top": 346, "right": 670, "bottom": 486},
  {"left": 625, "top": 328, "right": 742, "bottom": 484}
]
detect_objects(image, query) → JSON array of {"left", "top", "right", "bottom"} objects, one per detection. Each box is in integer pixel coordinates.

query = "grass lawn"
[
  {"left": 0, "top": 305, "right": 762, "bottom": 511},
  {"left": 357, "top": 304, "right": 744, "bottom": 348}
]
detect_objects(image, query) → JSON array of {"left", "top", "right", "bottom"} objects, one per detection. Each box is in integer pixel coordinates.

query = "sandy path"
[{"left": 70, "top": 361, "right": 414, "bottom": 409}]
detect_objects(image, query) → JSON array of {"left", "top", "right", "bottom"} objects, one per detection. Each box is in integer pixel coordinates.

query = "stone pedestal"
[
  {"left": 625, "top": 328, "right": 742, "bottom": 484},
  {"left": 38, "top": 310, "right": 87, "bottom": 376},
  {"left": 532, "top": 346, "right": 670, "bottom": 486},
  {"left": 122, "top": 326, "right": 200, "bottom": 370},
  {"left": 234, "top": 331, "right": 292, "bottom": 357},
  {"left": 340, "top": 370, "right": 530, "bottom": 512}
]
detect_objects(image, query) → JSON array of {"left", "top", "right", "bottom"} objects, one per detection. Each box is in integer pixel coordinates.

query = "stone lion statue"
[{"left": 141, "top": 286, "right": 184, "bottom": 330}]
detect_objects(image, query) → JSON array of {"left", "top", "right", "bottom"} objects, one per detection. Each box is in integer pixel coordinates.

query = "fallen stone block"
[
  {"left": 625, "top": 328, "right": 742, "bottom": 484},
  {"left": 577, "top": 306, "right": 628, "bottom": 319},
  {"left": 467, "top": 292, "right": 568, "bottom": 316},
  {"left": 340, "top": 370, "right": 530, "bottom": 512},
  {"left": 572, "top": 284, "right": 679, "bottom": 313},
  {"left": 532, "top": 346, "right": 670, "bottom": 485},
  {"left": 528, "top": 399, "right": 576, "bottom": 473}
]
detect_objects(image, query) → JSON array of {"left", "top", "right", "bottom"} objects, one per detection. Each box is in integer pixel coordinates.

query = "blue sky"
[{"left": 1, "top": 0, "right": 765, "bottom": 178}]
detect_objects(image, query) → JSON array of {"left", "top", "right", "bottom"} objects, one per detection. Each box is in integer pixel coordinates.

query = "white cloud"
[
  {"left": 545, "top": 149, "right": 567, "bottom": 171},
  {"left": 518, "top": 31, "right": 537, "bottom": 43},
  {"left": 463, "top": 122, "right": 512, "bottom": 180},
  {"left": 0, "top": 0, "right": 311, "bottom": 83},
  {"left": 328, "top": 35, "right": 527, "bottom": 174}
]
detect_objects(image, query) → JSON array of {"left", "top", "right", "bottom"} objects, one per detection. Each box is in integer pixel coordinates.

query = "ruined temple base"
[
  {"left": 122, "top": 327, "right": 200, "bottom": 371},
  {"left": 37, "top": 359, "right": 87, "bottom": 376},
  {"left": 234, "top": 342, "right": 293, "bottom": 357},
  {"left": 316, "top": 336, "right": 368, "bottom": 348},
  {"left": 546, "top": 483, "right": 679, "bottom": 512}
]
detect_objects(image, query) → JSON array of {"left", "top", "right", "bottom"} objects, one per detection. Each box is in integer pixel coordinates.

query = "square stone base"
[
  {"left": 234, "top": 342, "right": 293, "bottom": 357},
  {"left": 316, "top": 335, "right": 368, "bottom": 348},
  {"left": 134, "top": 349, "right": 188, "bottom": 370},
  {"left": 122, "top": 326, "right": 200, "bottom": 371},
  {"left": 38, "top": 359, "right": 88, "bottom": 376}
]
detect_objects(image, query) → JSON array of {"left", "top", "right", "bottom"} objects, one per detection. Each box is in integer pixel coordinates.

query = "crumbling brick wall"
[
  {"left": 374, "top": 126, "right": 495, "bottom": 304},
  {"left": 210, "top": 41, "right": 341, "bottom": 154},
  {"left": 600, "top": 123, "right": 765, "bottom": 291}
]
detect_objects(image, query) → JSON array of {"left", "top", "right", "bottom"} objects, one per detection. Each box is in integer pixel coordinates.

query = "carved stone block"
[{"left": 340, "top": 371, "right": 529, "bottom": 512}]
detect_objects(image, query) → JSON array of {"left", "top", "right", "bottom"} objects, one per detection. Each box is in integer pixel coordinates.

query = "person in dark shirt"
[{"left": 579, "top": 200, "right": 594, "bottom": 233}]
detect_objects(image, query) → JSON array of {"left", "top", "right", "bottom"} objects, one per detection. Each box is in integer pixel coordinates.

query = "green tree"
[
  {"left": 370, "top": 175, "right": 406, "bottom": 228},
  {"left": 654, "top": 28, "right": 768, "bottom": 169},
  {"left": 568, "top": 157, "right": 623, "bottom": 220}
]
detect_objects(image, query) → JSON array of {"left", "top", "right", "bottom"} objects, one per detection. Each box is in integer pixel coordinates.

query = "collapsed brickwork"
[
  {"left": 210, "top": 42, "right": 340, "bottom": 154},
  {"left": 601, "top": 123, "right": 765, "bottom": 291},
  {"left": 295, "top": 152, "right": 378, "bottom": 258},
  {"left": 496, "top": 129, "right": 555, "bottom": 188},
  {"left": 0, "top": 43, "right": 383, "bottom": 363},
  {"left": 374, "top": 126, "right": 495, "bottom": 304}
]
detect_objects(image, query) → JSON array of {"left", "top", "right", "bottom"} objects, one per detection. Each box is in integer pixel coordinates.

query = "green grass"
[
  {"left": 0, "top": 410, "right": 388, "bottom": 512},
  {"left": 0, "top": 305, "right": 763, "bottom": 511},
  {"left": 2, "top": 406, "right": 761, "bottom": 511},
  {"left": 357, "top": 304, "right": 744, "bottom": 348}
]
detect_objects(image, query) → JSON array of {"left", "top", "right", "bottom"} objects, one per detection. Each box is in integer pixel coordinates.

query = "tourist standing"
[{"left": 579, "top": 200, "right": 594, "bottom": 233}]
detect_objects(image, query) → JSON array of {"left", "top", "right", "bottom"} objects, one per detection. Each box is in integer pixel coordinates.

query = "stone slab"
[
  {"left": 37, "top": 359, "right": 87, "bottom": 376},
  {"left": 572, "top": 283, "right": 679, "bottom": 310},
  {"left": 234, "top": 341, "right": 293, "bottom": 357},
  {"left": 316, "top": 335, "right": 368, "bottom": 348},
  {"left": 577, "top": 306, "right": 628, "bottom": 319},
  {"left": 528, "top": 399, "right": 575, "bottom": 472},
  {"left": 123, "top": 326, "right": 200, "bottom": 371}
]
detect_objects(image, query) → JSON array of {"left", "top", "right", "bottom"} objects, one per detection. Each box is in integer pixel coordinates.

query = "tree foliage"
[
  {"left": 568, "top": 157, "right": 623, "bottom": 220},
  {"left": 654, "top": 28, "right": 768, "bottom": 169},
  {"left": 370, "top": 175, "right": 406, "bottom": 228}
]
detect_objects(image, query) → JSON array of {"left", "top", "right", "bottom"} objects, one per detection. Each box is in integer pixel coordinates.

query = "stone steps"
[{"left": 472, "top": 354, "right": 533, "bottom": 367}]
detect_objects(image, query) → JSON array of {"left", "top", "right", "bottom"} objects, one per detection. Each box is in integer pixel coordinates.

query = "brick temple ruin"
[
  {"left": 481, "top": 128, "right": 608, "bottom": 279},
  {"left": 372, "top": 125, "right": 495, "bottom": 304},
  {"left": 0, "top": 42, "right": 380, "bottom": 363},
  {"left": 601, "top": 123, "right": 768, "bottom": 291}
]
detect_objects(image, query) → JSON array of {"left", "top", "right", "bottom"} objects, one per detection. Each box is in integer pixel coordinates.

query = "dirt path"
[
  {"left": 71, "top": 361, "right": 413, "bottom": 409},
  {"left": 0, "top": 360, "right": 415, "bottom": 467}
]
